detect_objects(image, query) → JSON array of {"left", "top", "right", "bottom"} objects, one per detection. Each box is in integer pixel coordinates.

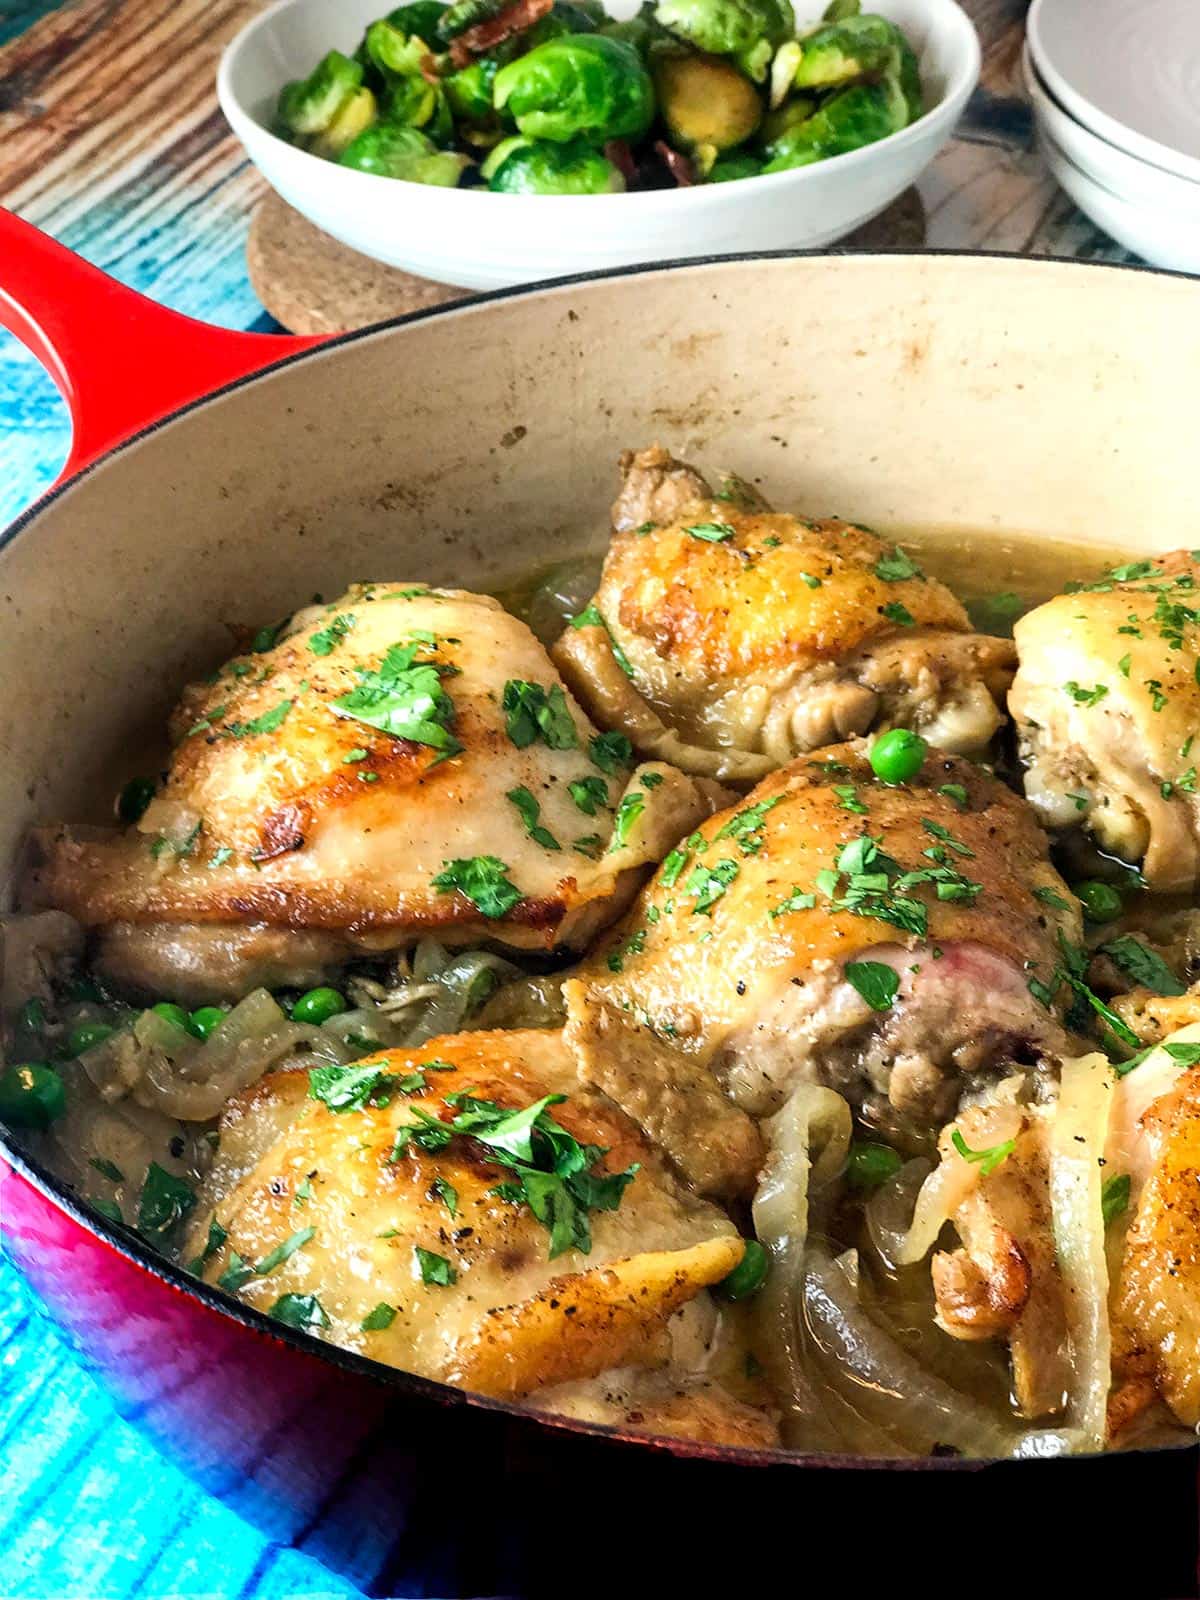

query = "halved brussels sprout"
[
  {"left": 339, "top": 122, "right": 472, "bottom": 184},
  {"left": 653, "top": 51, "right": 761, "bottom": 153},
  {"left": 387, "top": 0, "right": 450, "bottom": 35},
  {"left": 363, "top": 18, "right": 434, "bottom": 78},
  {"left": 760, "top": 78, "right": 901, "bottom": 170},
  {"left": 312, "top": 86, "right": 380, "bottom": 157},
  {"left": 759, "top": 91, "right": 814, "bottom": 145},
  {"left": 653, "top": 0, "right": 794, "bottom": 81},
  {"left": 485, "top": 134, "right": 625, "bottom": 192},
  {"left": 275, "top": 50, "right": 364, "bottom": 139},
  {"left": 707, "top": 150, "right": 762, "bottom": 181},
  {"left": 385, "top": 73, "right": 441, "bottom": 129},
  {"left": 790, "top": 13, "right": 895, "bottom": 90},
  {"left": 445, "top": 55, "right": 500, "bottom": 121},
  {"left": 493, "top": 34, "right": 654, "bottom": 143}
]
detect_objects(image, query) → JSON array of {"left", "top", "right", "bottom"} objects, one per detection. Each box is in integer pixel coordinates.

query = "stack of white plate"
[{"left": 1026, "top": 0, "right": 1200, "bottom": 273}]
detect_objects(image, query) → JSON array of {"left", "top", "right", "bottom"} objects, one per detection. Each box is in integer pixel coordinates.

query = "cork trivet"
[{"left": 248, "top": 184, "right": 926, "bottom": 335}]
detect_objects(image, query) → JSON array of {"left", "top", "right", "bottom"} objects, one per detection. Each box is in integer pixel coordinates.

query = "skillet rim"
[{"left": 1, "top": 244, "right": 1194, "bottom": 1473}]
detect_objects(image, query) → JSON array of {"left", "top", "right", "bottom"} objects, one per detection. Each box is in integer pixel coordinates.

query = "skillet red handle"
[{"left": 0, "top": 208, "right": 326, "bottom": 486}]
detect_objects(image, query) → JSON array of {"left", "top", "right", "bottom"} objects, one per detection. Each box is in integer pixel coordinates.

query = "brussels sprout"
[
  {"left": 486, "top": 134, "right": 625, "bottom": 192},
  {"left": 760, "top": 91, "right": 814, "bottom": 144},
  {"left": 822, "top": 0, "right": 859, "bottom": 17},
  {"left": 363, "top": 18, "right": 433, "bottom": 79},
  {"left": 493, "top": 35, "right": 654, "bottom": 143},
  {"left": 312, "top": 86, "right": 379, "bottom": 157},
  {"left": 275, "top": 50, "right": 364, "bottom": 139},
  {"left": 790, "top": 13, "right": 899, "bottom": 91},
  {"left": 340, "top": 122, "right": 472, "bottom": 183},
  {"left": 653, "top": 0, "right": 794, "bottom": 81},
  {"left": 445, "top": 55, "right": 500, "bottom": 121},
  {"left": 387, "top": 0, "right": 449, "bottom": 35},
  {"left": 760, "top": 78, "right": 901, "bottom": 171},
  {"left": 654, "top": 51, "right": 761, "bottom": 154},
  {"left": 707, "top": 150, "right": 761, "bottom": 182},
  {"left": 437, "top": 0, "right": 504, "bottom": 42},
  {"left": 384, "top": 73, "right": 440, "bottom": 128}
]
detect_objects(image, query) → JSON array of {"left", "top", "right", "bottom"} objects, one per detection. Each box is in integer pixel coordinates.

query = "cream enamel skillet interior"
[{"left": 6, "top": 238, "right": 1200, "bottom": 1492}]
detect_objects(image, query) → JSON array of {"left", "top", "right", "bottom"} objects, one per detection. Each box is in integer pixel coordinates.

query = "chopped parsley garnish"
[
  {"left": 685, "top": 521, "right": 735, "bottom": 542},
  {"left": 685, "top": 858, "right": 739, "bottom": 914},
  {"left": 608, "top": 791, "right": 644, "bottom": 852},
  {"left": 938, "top": 783, "right": 969, "bottom": 810},
  {"left": 90, "top": 1157, "right": 124, "bottom": 1184},
  {"left": 1030, "top": 933, "right": 1140, "bottom": 1055},
  {"left": 573, "top": 834, "right": 602, "bottom": 859},
  {"left": 713, "top": 795, "right": 783, "bottom": 854},
  {"left": 1117, "top": 654, "right": 1131, "bottom": 678},
  {"left": 589, "top": 730, "right": 633, "bottom": 774},
  {"left": 1033, "top": 885, "right": 1072, "bottom": 912},
  {"left": 1146, "top": 679, "right": 1168, "bottom": 712},
  {"left": 209, "top": 846, "right": 234, "bottom": 869},
  {"left": 391, "top": 1090, "right": 637, "bottom": 1260},
  {"left": 506, "top": 786, "right": 560, "bottom": 851},
  {"left": 881, "top": 601, "right": 915, "bottom": 628},
  {"left": 1101, "top": 1173, "right": 1131, "bottom": 1227},
  {"left": 308, "top": 613, "right": 355, "bottom": 655},
  {"left": 332, "top": 638, "right": 460, "bottom": 757},
  {"left": 833, "top": 783, "right": 869, "bottom": 815},
  {"left": 361, "top": 1302, "right": 397, "bottom": 1331},
  {"left": 769, "top": 887, "right": 816, "bottom": 918},
  {"left": 430, "top": 1175, "right": 458, "bottom": 1217},
  {"left": 845, "top": 961, "right": 899, "bottom": 1011},
  {"left": 432, "top": 856, "right": 523, "bottom": 918},
  {"left": 1099, "top": 935, "right": 1186, "bottom": 996},
  {"left": 798, "top": 571, "right": 822, "bottom": 589},
  {"left": 873, "top": 547, "right": 924, "bottom": 583},
  {"left": 255, "top": 1226, "right": 315, "bottom": 1276},
  {"left": 501, "top": 679, "right": 576, "bottom": 749},
  {"left": 1064, "top": 681, "right": 1109, "bottom": 707},
  {"left": 569, "top": 605, "right": 635, "bottom": 677},
  {"left": 308, "top": 1060, "right": 393, "bottom": 1112},
  {"left": 415, "top": 1246, "right": 457, "bottom": 1287},
  {"left": 137, "top": 1164, "right": 196, "bottom": 1246},
  {"left": 186, "top": 1217, "right": 228, "bottom": 1275},
  {"left": 951, "top": 1127, "right": 1014, "bottom": 1177},
  {"left": 607, "top": 928, "right": 647, "bottom": 972},
  {"left": 568, "top": 776, "right": 609, "bottom": 815},
  {"left": 921, "top": 818, "right": 974, "bottom": 857},
  {"left": 269, "top": 1293, "right": 330, "bottom": 1330},
  {"left": 660, "top": 846, "right": 690, "bottom": 887},
  {"left": 226, "top": 698, "right": 293, "bottom": 739}
]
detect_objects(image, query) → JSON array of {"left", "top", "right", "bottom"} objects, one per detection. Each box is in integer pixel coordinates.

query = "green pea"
[
  {"left": 188, "top": 1006, "right": 226, "bottom": 1041},
  {"left": 0, "top": 1063, "right": 66, "bottom": 1129},
  {"left": 291, "top": 986, "right": 348, "bottom": 1025},
  {"left": 117, "top": 776, "right": 157, "bottom": 825},
  {"left": 714, "top": 1238, "right": 768, "bottom": 1301},
  {"left": 65, "top": 1021, "right": 115, "bottom": 1058},
  {"left": 1074, "top": 879, "right": 1124, "bottom": 923},
  {"left": 151, "top": 1002, "right": 191, "bottom": 1032},
  {"left": 868, "top": 728, "right": 927, "bottom": 785},
  {"left": 845, "top": 1139, "right": 903, "bottom": 1190}
]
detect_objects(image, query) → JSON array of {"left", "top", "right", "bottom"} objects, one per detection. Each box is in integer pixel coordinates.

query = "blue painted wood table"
[{"left": 0, "top": 0, "right": 1147, "bottom": 1596}]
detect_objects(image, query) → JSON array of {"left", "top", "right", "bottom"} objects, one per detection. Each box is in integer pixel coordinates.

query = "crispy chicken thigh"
[
  {"left": 186, "top": 1028, "right": 743, "bottom": 1403},
  {"left": 1010, "top": 552, "right": 1200, "bottom": 892},
  {"left": 553, "top": 447, "right": 1016, "bottom": 783},
  {"left": 23, "top": 585, "right": 720, "bottom": 996},
  {"left": 564, "top": 742, "right": 1081, "bottom": 1155}
]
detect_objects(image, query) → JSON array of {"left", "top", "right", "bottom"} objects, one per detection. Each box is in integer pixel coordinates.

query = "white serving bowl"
[
  {"left": 1036, "top": 123, "right": 1200, "bottom": 275},
  {"left": 1027, "top": 0, "right": 1200, "bottom": 187},
  {"left": 217, "top": 0, "right": 979, "bottom": 289},
  {"left": 1024, "top": 45, "right": 1200, "bottom": 223}
]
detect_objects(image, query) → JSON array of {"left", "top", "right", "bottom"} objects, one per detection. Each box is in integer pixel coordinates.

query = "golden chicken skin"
[
  {"left": 553, "top": 446, "right": 1016, "bottom": 784},
  {"left": 184, "top": 1028, "right": 746, "bottom": 1405},
  {"left": 564, "top": 742, "right": 1082, "bottom": 1161},
  {"left": 23, "top": 584, "right": 721, "bottom": 999},
  {"left": 1010, "top": 551, "right": 1200, "bottom": 893}
]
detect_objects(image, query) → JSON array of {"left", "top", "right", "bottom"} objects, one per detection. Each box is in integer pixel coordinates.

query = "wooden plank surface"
[{"left": 0, "top": 0, "right": 1135, "bottom": 514}]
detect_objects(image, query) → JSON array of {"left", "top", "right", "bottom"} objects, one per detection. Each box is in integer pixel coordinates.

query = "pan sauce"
[{"left": 5, "top": 458, "right": 1199, "bottom": 1461}]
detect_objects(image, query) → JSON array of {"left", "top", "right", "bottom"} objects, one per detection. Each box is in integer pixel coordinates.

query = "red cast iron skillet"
[{"left": 0, "top": 209, "right": 1197, "bottom": 1597}]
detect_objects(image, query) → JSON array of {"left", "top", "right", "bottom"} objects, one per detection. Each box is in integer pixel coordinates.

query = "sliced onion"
[
  {"left": 402, "top": 951, "right": 517, "bottom": 1045},
  {"left": 750, "top": 1084, "right": 852, "bottom": 1446},
  {"left": 1049, "top": 1050, "right": 1115, "bottom": 1451},
  {"left": 803, "top": 1247, "right": 1019, "bottom": 1457},
  {"left": 412, "top": 938, "right": 450, "bottom": 983},
  {"left": 873, "top": 1103, "right": 1024, "bottom": 1268}
]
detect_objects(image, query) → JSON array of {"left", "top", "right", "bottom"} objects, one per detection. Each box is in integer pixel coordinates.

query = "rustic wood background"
[{"left": 0, "top": 0, "right": 1135, "bottom": 517}]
